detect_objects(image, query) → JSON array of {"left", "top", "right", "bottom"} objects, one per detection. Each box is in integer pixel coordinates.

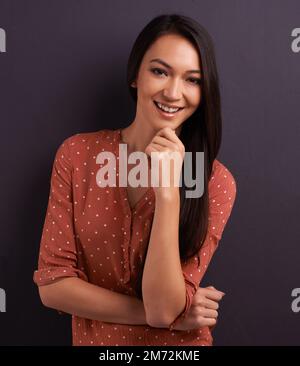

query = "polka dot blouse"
[{"left": 33, "top": 128, "right": 237, "bottom": 346}]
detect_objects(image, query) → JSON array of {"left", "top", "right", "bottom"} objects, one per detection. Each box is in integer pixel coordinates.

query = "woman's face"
[{"left": 132, "top": 33, "right": 202, "bottom": 134}]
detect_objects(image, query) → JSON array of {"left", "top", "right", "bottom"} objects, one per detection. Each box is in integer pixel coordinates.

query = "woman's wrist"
[{"left": 154, "top": 187, "right": 180, "bottom": 203}]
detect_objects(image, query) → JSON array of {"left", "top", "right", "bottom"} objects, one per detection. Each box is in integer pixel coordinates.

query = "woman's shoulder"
[
  {"left": 211, "top": 158, "right": 236, "bottom": 181},
  {"left": 209, "top": 158, "right": 237, "bottom": 197},
  {"left": 55, "top": 128, "right": 120, "bottom": 159},
  {"left": 61, "top": 128, "right": 119, "bottom": 147}
]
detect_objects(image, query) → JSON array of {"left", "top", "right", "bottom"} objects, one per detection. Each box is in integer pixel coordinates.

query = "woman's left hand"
[{"left": 145, "top": 127, "right": 185, "bottom": 198}]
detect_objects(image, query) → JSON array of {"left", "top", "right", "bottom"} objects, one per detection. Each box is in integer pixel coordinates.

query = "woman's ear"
[{"left": 131, "top": 81, "right": 137, "bottom": 88}]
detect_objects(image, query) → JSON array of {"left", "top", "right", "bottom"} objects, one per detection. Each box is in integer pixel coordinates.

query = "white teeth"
[{"left": 157, "top": 102, "right": 180, "bottom": 113}]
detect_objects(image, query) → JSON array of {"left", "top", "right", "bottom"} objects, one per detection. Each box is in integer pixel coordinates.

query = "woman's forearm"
[
  {"left": 142, "top": 190, "right": 186, "bottom": 327},
  {"left": 38, "top": 277, "right": 148, "bottom": 325}
]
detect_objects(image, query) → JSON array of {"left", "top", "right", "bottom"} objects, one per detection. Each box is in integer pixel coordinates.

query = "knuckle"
[
  {"left": 196, "top": 307, "right": 204, "bottom": 315},
  {"left": 196, "top": 315, "right": 204, "bottom": 325},
  {"left": 210, "top": 318, "right": 216, "bottom": 325},
  {"left": 198, "top": 299, "right": 205, "bottom": 307},
  {"left": 174, "top": 145, "right": 180, "bottom": 152}
]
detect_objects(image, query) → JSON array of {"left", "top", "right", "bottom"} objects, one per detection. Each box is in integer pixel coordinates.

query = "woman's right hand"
[{"left": 172, "top": 286, "right": 225, "bottom": 331}]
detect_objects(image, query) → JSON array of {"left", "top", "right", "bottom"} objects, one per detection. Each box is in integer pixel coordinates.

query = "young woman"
[{"left": 33, "top": 13, "right": 237, "bottom": 346}]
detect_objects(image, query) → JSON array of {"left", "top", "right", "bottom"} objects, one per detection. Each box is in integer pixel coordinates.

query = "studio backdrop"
[{"left": 0, "top": 0, "right": 299, "bottom": 346}]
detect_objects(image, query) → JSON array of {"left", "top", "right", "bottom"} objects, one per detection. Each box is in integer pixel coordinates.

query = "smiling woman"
[
  {"left": 34, "top": 13, "right": 237, "bottom": 346},
  {"left": 125, "top": 15, "right": 229, "bottom": 263},
  {"left": 128, "top": 32, "right": 203, "bottom": 132}
]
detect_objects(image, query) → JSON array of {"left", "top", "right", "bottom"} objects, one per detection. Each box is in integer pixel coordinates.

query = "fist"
[{"left": 145, "top": 127, "right": 185, "bottom": 194}]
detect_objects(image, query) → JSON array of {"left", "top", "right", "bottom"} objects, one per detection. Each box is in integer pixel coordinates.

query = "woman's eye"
[
  {"left": 150, "top": 68, "right": 201, "bottom": 85},
  {"left": 151, "top": 68, "right": 167, "bottom": 76},
  {"left": 189, "top": 78, "right": 201, "bottom": 85}
]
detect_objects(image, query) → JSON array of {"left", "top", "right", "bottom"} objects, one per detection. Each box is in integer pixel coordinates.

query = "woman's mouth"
[{"left": 153, "top": 101, "right": 184, "bottom": 119}]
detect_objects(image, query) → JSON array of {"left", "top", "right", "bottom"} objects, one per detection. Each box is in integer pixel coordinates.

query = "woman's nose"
[{"left": 162, "top": 79, "right": 182, "bottom": 101}]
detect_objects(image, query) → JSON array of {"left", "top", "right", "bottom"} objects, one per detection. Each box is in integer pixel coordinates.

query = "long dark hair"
[{"left": 127, "top": 13, "right": 222, "bottom": 263}]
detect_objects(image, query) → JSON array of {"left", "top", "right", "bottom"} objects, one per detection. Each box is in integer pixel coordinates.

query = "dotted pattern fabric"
[{"left": 33, "top": 128, "right": 237, "bottom": 346}]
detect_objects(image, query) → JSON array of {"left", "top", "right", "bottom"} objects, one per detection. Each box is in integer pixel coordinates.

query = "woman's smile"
[{"left": 153, "top": 100, "right": 185, "bottom": 119}]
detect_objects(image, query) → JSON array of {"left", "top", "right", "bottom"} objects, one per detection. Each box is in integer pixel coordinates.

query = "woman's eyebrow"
[{"left": 150, "top": 58, "right": 201, "bottom": 74}]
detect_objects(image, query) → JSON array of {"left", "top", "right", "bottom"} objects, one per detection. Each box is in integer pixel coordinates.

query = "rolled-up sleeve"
[
  {"left": 169, "top": 164, "right": 237, "bottom": 330},
  {"left": 33, "top": 137, "right": 87, "bottom": 286}
]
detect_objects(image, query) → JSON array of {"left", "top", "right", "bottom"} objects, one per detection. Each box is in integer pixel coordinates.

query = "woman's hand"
[
  {"left": 145, "top": 127, "right": 185, "bottom": 198},
  {"left": 172, "top": 286, "right": 225, "bottom": 331}
]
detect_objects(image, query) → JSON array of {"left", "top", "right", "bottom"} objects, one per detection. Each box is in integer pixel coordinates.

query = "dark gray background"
[{"left": 0, "top": 0, "right": 299, "bottom": 346}]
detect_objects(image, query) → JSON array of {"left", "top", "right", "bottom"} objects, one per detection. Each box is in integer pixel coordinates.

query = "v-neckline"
[
  {"left": 125, "top": 185, "right": 153, "bottom": 212},
  {"left": 114, "top": 128, "right": 154, "bottom": 215}
]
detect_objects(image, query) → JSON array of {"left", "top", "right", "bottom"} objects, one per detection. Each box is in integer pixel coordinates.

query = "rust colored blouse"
[{"left": 33, "top": 128, "right": 237, "bottom": 346}]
